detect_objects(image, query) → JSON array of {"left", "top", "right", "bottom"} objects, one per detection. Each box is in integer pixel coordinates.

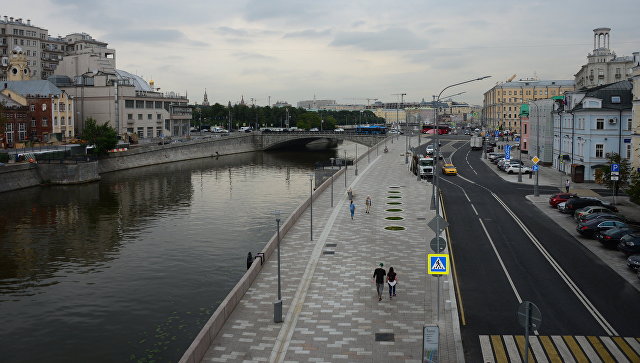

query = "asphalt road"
[{"left": 419, "top": 135, "right": 640, "bottom": 361}]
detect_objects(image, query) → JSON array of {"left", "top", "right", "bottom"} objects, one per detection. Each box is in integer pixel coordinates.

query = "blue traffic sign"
[
  {"left": 515, "top": 137, "right": 520, "bottom": 142},
  {"left": 611, "top": 164, "right": 620, "bottom": 172},
  {"left": 532, "top": 164, "right": 539, "bottom": 172},
  {"left": 505, "top": 145, "right": 511, "bottom": 160},
  {"left": 427, "top": 254, "right": 449, "bottom": 275},
  {"left": 495, "top": 131, "right": 500, "bottom": 137}
]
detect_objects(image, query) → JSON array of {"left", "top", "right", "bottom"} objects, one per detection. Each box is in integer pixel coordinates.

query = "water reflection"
[{"left": 0, "top": 144, "right": 357, "bottom": 362}]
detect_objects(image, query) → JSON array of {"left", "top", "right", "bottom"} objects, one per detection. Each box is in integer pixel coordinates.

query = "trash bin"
[{"left": 571, "top": 164, "right": 585, "bottom": 183}]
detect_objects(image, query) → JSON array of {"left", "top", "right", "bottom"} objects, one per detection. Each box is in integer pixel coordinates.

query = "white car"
[
  {"left": 309, "top": 128, "right": 319, "bottom": 132},
  {"left": 388, "top": 129, "right": 401, "bottom": 135},
  {"left": 505, "top": 165, "right": 532, "bottom": 174},
  {"left": 334, "top": 128, "right": 345, "bottom": 133}
]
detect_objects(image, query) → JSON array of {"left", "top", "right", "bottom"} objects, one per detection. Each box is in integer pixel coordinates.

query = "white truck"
[
  {"left": 470, "top": 135, "right": 483, "bottom": 150},
  {"left": 418, "top": 156, "right": 435, "bottom": 178}
]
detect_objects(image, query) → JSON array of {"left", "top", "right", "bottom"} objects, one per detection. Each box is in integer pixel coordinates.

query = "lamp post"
[
  {"left": 273, "top": 210, "right": 283, "bottom": 323},
  {"left": 432, "top": 76, "right": 491, "bottom": 321},
  {"left": 401, "top": 93, "right": 407, "bottom": 164},
  {"left": 533, "top": 102, "right": 540, "bottom": 197},
  {"left": 309, "top": 173, "right": 314, "bottom": 241},
  {"left": 344, "top": 150, "right": 347, "bottom": 187},
  {"left": 518, "top": 113, "right": 523, "bottom": 182},
  {"left": 355, "top": 144, "right": 358, "bottom": 175}
]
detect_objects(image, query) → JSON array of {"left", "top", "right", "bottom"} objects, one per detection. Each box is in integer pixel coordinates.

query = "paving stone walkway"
[{"left": 198, "top": 135, "right": 463, "bottom": 362}]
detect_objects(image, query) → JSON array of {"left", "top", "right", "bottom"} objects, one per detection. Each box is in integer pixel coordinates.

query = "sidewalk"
[{"left": 186, "top": 135, "right": 463, "bottom": 362}]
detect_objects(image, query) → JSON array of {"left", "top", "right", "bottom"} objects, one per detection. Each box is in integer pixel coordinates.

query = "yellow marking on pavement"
[
  {"left": 587, "top": 336, "right": 615, "bottom": 362},
  {"left": 515, "top": 335, "right": 535, "bottom": 362},
  {"left": 563, "top": 335, "right": 589, "bottom": 362},
  {"left": 539, "top": 336, "right": 563, "bottom": 362},
  {"left": 613, "top": 337, "right": 640, "bottom": 362},
  {"left": 440, "top": 197, "right": 465, "bottom": 326},
  {"left": 491, "top": 335, "right": 508, "bottom": 362}
]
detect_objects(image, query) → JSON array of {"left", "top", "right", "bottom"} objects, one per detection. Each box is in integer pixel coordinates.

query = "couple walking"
[
  {"left": 372, "top": 263, "right": 398, "bottom": 301},
  {"left": 348, "top": 194, "right": 372, "bottom": 220}
]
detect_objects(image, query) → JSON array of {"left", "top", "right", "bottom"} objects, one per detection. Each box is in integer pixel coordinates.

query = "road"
[{"left": 417, "top": 135, "right": 640, "bottom": 361}]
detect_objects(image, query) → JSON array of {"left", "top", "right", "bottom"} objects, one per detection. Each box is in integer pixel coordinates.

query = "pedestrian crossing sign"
[{"left": 428, "top": 254, "right": 449, "bottom": 275}]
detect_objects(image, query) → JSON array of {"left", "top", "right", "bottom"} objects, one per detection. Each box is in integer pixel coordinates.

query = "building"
[
  {"left": 0, "top": 16, "right": 47, "bottom": 81},
  {"left": 574, "top": 28, "right": 638, "bottom": 90},
  {"left": 1, "top": 80, "right": 75, "bottom": 141},
  {"left": 552, "top": 81, "right": 633, "bottom": 181},
  {"left": 202, "top": 89, "right": 210, "bottom": 106},
  {"left": 0, "top": 92, "right": 28, "bottom": 148},
  {"left": 483, "top": 78, "right": 575, "bottom": 133},
  {"left": 297, "top": 99, "right": 336, "bottom": 110},
  {"left": 630, "top": 59, "right": 640, "bottom": 172},
  {"left": 372, "top": 108, "right": 406, "bottom": 125},
  {"left": 272, "top": 101, "right": 291, "bottom": 108}
]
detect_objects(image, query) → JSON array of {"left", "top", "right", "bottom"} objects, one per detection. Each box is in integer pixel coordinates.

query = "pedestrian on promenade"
[
  {"left": 349, "top": 200, "right": 356, "bottom": 220},
  {"left": 387, "top": 267, "right": 397, "bottom": 299},
  {"left": 365, "top": 195, "right": 372, "bottom": 214},
  {"left": 347, "top": 188, "right": 353, "bottom": 201},
  {"left": 565, "top": 179, "right": 571, "bottom": 193},
  {"left": 372, "top": 263, "right": 386, "bottom": 301},
  {"left": 246, "top": 252, "right": 253, "bottom": 270}
]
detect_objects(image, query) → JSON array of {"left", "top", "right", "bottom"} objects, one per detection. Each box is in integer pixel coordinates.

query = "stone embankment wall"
[
  {"left": 0, "top": 163, "right": 41, "bottom": 193},
  {"left": 178, "top": 140, "right": 384, "bottom": 363},
  {"left": 0, "top": 161, "right": 100, "bottom": 193},
  {"left": 99, "top": 134, "right": 260, "bottom": 174}
]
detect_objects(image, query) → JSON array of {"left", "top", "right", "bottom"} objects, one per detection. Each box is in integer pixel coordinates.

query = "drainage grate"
[
  {"left": 322, "top": 251, "right": 335, "bottom": 255},
  {"left": 375, "top": 333, "right": 395, "bottom": 342},
  {"left": 416, "top": 217, "right": 426, "bottom": 220},
  {"left": 325, "top": 243, "right": 337, "bottom": 247}
]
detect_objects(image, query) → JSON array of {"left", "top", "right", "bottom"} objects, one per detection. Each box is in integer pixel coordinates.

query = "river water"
[{"left": 0, "top": 142, "right": 359, "bottom": 362}]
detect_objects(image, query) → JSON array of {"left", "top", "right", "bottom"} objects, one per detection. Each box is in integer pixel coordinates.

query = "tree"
[
  {"left": 597, "top": 153, "right": 631, "bottom": 194},
  {"left": 81, "top": 118, "right": 118, "bottom": 156},
  {"left": 627, "top": 170, "right": 640, "bottom": 204}
]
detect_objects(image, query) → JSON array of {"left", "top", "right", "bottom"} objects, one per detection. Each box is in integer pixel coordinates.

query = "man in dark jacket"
[{"left": 372, "top": 263, "right": 386, "bottom": 301}]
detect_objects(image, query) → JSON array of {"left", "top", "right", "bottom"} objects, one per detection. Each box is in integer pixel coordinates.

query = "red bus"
[{"left": 421, "top": 125, "right": 451, "bottom": 135}]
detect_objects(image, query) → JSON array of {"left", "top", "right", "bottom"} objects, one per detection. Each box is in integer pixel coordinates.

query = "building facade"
[
  {"left": 630, "top": 62, "right": 640, "bottom": 172},
  {"left": 483, "top": 78, "right": 575, "bottom": 133},
  {"left": 553, "top": 81, "right": 633, "bottom": 181},
  {"left": 574, "top": 28, "right": 638, "bottom": 90},
  {"left": 0, "top": 16, "right": 47, "bottom": 81}
]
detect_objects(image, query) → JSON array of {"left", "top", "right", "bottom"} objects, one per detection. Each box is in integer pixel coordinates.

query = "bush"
[{"left": 0, "top": 153, "right": 8, "bottom": 163}]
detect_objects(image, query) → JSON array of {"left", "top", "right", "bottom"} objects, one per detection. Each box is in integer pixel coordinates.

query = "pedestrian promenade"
[{"left": 181, "top": 135, "right": 464, "bottom": 362}]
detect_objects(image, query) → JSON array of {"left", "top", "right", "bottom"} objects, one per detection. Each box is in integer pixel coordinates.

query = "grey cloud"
[
  {"left": 232, "top": 51, "right": 276, "bottom": 61},
  {"left": 243, "top": 0, "right": 324, "bottom": 21},
  {"left": 331, "top": 27, "right": 428, "bottom": 51},
  {"left": 103, "top": 28, "right": 191, "bottom": 44},
  {"left": 217, "top": 26, "right": 250, "bottom": 37},
  {"left": 283, "top": 29, "right": 331, "bottom": 39}
]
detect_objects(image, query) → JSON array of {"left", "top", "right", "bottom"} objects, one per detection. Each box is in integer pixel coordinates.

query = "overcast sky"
[{"left": 6, "top": 0, "right": 640, "bottom": 106}]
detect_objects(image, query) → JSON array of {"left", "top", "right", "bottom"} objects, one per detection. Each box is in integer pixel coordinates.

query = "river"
[{"left": 0, "top": 141, "right": 359, "bottom": 362}]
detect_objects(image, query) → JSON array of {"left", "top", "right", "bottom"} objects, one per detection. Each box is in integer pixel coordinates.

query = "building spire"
[{"left": 203, "top": 89, "right": 210, "bottom": 106}]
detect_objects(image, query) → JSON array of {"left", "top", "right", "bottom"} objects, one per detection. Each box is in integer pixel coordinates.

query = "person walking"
[
  {"left": 349, "top": 200, "right": 356, "bottom": 220},
  {"left": 386, "top": 267, "right": 397, "bottom": 298},
  {"left": 347, "top": 188, "right": 353, "bottom": 201},
  {"left": 365, "top": 195, "right": 372, "bottom": 214},
  {"left": 565, "top": 179, "right": 571, "bottom": 193},
  {"left": 372, "top": 263, "right": 386, "bottom": 301}
]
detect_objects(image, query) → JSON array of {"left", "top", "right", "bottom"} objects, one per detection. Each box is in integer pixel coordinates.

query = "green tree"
[
  {"left": 81, "top": 118, "right": 118, "bottom": 156},
  {"left": 597, "top": 153, "right": 631, "bottom": 194},
  {"left": 296, "top": 113, "right": 321, "bottom": 130},
  {"left": 627, "top": 170, "right": 640, "bottom": 204}
]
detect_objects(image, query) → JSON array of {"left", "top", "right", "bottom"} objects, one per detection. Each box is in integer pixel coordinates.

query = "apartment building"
[
  {"left": 630, "top": 63, "right": 640, "bottom": 172},
  {"left": 483, "top": 78, "right": 575, "bottom": 133},
  {"left": 574, "top": 28, "right": 638, "bottom": 90},
  {"left": 0, "top": 16, "right": 47, "bottom": 81}
]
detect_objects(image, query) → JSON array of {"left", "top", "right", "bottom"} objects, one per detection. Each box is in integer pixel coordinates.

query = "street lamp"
[
  {"left": 432, "top": 76, "right": 491, "bottom": 321},
  {"left": 401, "top": 93, "right": 407, "bottom": 164},
  {"left": 273, "top": 210, "right": 283, "bottom": 323},
  {"left": 309, "top": 173, "right": 314, "bottom": 241},
  {"left": 355, "top": 144, "right": 358, "bottom": 176}
]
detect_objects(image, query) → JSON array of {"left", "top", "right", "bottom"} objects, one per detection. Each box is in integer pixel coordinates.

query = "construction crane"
[
  {"left": 506, "top": 74, "right": 517, "bottom": 82},
  {"left": 366, "top": 98, "right": 378, "bottom": 106}
]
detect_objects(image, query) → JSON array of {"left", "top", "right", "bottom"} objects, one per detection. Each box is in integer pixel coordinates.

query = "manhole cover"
[
  {"left": 416, "top": 217, "right": 426, "bottom": 220},
  {"left": 325, "top": 243, "right": 337, "bottom": 247},
  {"left": 375, "top": 333, "right": 395, "bottom": 341},
  {"left": 322, "top": 251, "right": 335, "bottom": 255}
]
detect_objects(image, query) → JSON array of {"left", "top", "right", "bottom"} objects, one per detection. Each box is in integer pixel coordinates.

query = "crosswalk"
[{"left": 479, "top": 335, "right": 640, "bottom": 362}]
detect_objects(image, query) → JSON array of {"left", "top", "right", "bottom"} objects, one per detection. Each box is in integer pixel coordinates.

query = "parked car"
[
  {"left": 388, "top": 129, "right": 402, "bottom": 135},
  {"left": 597, "top": 227, "right": 638, "bottom": 249},
  {"left": 577, "top": 212, "right": 626, "bottom": 224},
  {"left": 334, "top": 128, "right": 345, "bottom": 133},
  {"left": 505, "top": 165, "right": 532, "bottom": 174},
  {"left": 575, "top": 206, "right": 623, "bottom": 221},
  {"left": 618, "top": 233, "right": 640, "bottom": 255},
  {"left": 549, "top": 193, "right": 578, "bottom": 208},
  {"left": 488, "top": 153, "right": 504, "bottom": 162},
  {"left": 557, "top": 202, "right": 570, "bottom": 213},
  {"left": 627, "top": 254, "right": 640, "bottom": 271},
  {"left": 576, "top": 219, "right": 628, "bottom": 238},
  {"left": 442, "top": 163, "right": 457, "bottom": 175},
  {"left": 499, "top": 160, "right": 523, "bottom": 171},
  {"left": 309, "top": 128, "right": 319, "bottom": 132},
  {"left": 564, "top": 197, "right": 616, "bottom": 214}
]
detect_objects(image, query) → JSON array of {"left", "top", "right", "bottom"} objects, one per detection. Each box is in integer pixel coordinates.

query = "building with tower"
[
  {"left": 202, "top": 89, "right": 210, "bottom": 106},
  {"left": 574, "top": 28, "right": 638, "bottom": 90},
  {"left": 7, "top": 46, "right": 30, "bottom": 81}
]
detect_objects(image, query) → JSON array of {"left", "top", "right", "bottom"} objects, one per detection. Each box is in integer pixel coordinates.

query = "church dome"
[{"left": 115, "top": 69, "right": 153, "bottom": 92}]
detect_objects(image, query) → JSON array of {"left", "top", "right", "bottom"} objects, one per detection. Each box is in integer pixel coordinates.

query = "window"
[
  {"left": 611, "top": 96, "right": 621, "bottom": 104},
  {"left": 148, "top": 114, "right": 152, "bottom": 120},
  {"left": 165, "top": 119, "right": 170, "bottom": 130},
  {"left": 61, "top": 117, "right": 65, "bottom": 125},
  {"left": 147, "top": 127, "right": 153, "bottom": 138},
  {"left": 596, "top": 118, "right": 604, "bottom": 130},
  {"left": 137, "top": 127, "right": 144, "bottom": 138},
  {"left": 42, "top": 118, "right": 48, "bottom": 127},
  {"left": 626, "top": 144, "right": 632, "bottom": 159},
  {"left": 137, "top": 114, "right": 143, "bottom": 120},
  {"left": 595, "top": 144, "right": 604, "bottom": 158},
  {"left": 18, "top": 123, "right": 26, "bottom": 141},
  {"left": 31, "top": 119, "right": 36, "bottom": 127},
  {"left": 524, "top": 124, "right": 527, "bottom": 134},
  {"left": 125, "top": 100, "right": 134, "bottom": 108},
  {"left": 135, "top": 100, "right": 144, "bottom": 108},
  {"left": 628, "top": 118, "right": 633, "bottom": 131},
  {"left": 42, "top": 103, "right": 46, "bottom": 111},
  {"left": 30, "top": 104, "right": 35, "bottom": 111},
  {"left": 157, "top": 114, "right": 162, "bottom": 120},
  {"left": 127, "top": 114, "right": 133, "bottom": 120},
  {"left": 146, "top": 101, "right": 154, "bottom": 108},
  {"left": 54, "top": 116, "right": 58, "bottom": 126},
  {"left": 155, "top": 101, "right": 163, "bottom": 108}
]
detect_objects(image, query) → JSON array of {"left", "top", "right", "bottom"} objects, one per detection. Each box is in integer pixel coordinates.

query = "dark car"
[
  {"left": 549, "top": 193, "right": 578, "bottom": 208},
  {"left": 564, "top": 197, "right": 617, "bottom": 214},
  {"left": 576, "top": 219, "right": 628, "bottom": 238},
  {"left": 627, "top": 254, "right": 640, "bottom": 271},
  {"left": 577, "top": 212, "right": 626, "bottom": 224},
  {"left": 597, "top": 227, "right": 638, "bottom": 248},
  {"left": 618, "top": 233, "right": 640, "bottom": 255}
]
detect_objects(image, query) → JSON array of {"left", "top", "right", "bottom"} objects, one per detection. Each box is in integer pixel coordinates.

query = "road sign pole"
[
  {"left": 534, "top": 169, "right": 539, "bottom": 197},
  {"left": 524, "top": 303, "right": 531, "bottom": 363}
]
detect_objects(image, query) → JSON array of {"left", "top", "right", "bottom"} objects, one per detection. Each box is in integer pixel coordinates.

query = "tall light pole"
[
  {"left": 518, "top": 113, "right": 523, "bottom": 182},
  {"left": 309, "top": 173, "right": 314, "bottom": 241},
  {"left": 401, "top": 93, "right": 407, "bottom": 164},
  {"left": 432, "top": 76, "right": 491, "bottom": 321},
  {"left": 355, "top": 144, "right": 359, "bottom": 176},
  {"left": 273, "top": 210, "right": 283, "bottom": 323},
  {"left": 533, "top": 102, "right": 540, "bottom": 197}
]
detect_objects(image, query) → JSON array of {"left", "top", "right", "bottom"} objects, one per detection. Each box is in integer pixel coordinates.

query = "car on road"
[
  {"left": 597, "top": 227, "right": 638, "bottom": 249},
  {"left": 464, "top": 130, "right": 471, "bottom": 135},
  {"left": 426, "top": 144, "right": 435, "bottom": 155},
  {"left": 442, "top": 163, "right": 457, "bottom": 175},
  {"left": 334, "top": 128, "right": 344, "bottom": 133},
  {"left": 627, "top": 254, "right": 640, "bottom": 271},
  {"left": 388, "top": 129, "right": 402, "bottom": 135},
  {"left": 505, "top": 165, "right": 532, "bottom": 174},
  {"left": 309, "top": 128, "right": 319, "bottom": 132},
  {"left": 576, "top": 219, "right": 628, "bottom": 238},
  {"left": 618, "top": 233, "right": 640, "bottom": 255},
  {"left": 549, "top": 193, "right": 578, "bottom": 208}
]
